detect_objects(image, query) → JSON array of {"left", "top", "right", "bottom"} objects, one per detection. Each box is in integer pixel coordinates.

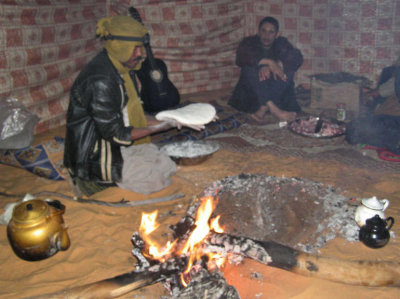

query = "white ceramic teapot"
[{"left": 354, "top": 196, "right": 389, "bottom": 227}]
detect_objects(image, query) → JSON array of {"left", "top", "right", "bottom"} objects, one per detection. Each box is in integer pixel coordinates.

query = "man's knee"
[{"left": 240, "top": 66, "right": 260, "bottom": 82}]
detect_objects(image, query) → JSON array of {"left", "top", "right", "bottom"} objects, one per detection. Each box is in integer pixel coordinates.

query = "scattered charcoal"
[
  {"left": 170, "top": 215, "right": 196, "bottom": 240},
  {"left": 163, "top": 268, "right": 240, "bottom": 299},
  {"left": 251, "top": 272, "right": 262, "bottom": 279}
]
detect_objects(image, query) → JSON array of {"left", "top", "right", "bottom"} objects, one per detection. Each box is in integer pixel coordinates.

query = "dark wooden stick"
[
  {"left": 0, "top": 191, "right": 185, "bottom": 207},
  {"left": 26, "top": 257, "right": 186, "bottom": 299},
  {"left": 26, "top": 271, "right": 162, "bottom": 299},
  {"left": 207, "top": 232, "right": 400, "bottom": 287}
]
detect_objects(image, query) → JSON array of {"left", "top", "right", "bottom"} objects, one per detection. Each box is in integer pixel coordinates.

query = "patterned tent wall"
[
  {"left": 1, "top": 0, "right": 400, "bottom": 134},
  {"left": 109, "top": 0, "right": 244, "bottom": 95},
  {"left": 0, "top": 0, "right": 107, "bottom": 134}
]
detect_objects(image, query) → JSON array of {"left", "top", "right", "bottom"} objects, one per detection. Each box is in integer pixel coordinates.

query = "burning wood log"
[
  {"left": 132, "top": 227, "right": 241, "bottom": 298},
  {"left": 206, "top": 232, "right": 400, "bottom": 287}
]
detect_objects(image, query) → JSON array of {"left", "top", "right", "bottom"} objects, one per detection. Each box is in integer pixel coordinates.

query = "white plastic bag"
[
  {"left": 0, "top": 98, "right": 39, "bottom": 149},
  {"left": 0, "top": 194, "right": 35, "bottom": 225}
]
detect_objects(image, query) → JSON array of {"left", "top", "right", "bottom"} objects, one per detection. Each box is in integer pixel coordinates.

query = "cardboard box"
[{"left": 310, "top": 76, "right": 361, "bottom": 113}]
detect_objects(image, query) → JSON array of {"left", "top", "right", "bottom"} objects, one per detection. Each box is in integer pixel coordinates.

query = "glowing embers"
[{"left": 138, "top": 196, "right": 225, "bottom": 286}]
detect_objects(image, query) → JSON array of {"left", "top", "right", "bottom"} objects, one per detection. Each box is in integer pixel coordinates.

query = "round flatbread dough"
[{"left": 155, "top": 103, "right": 216, "bottom": 125}]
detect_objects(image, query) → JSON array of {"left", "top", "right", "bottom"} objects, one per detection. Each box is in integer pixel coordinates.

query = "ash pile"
[{"left": 202, "top": 173, "right": 359, "bottom": 253}]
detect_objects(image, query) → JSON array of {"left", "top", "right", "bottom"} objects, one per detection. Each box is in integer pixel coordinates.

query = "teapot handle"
[{"left": 386, "top": 217, "right": 394, "bottom": 230}]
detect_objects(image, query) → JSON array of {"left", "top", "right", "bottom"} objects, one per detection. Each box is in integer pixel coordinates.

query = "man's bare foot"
[
  {"left": 249, "top": 113, "right": 271, "bottom": 125},
  {"left": 250, "top": 113, "right": 265, "bottom": 122},
  {"left": 266, "top": 101, "right": 297, "bottom": 121},
  {"left": 252, "top": 112, "right": 265, "bottom": 121},
  {"left": 275, "top": 110, "right": 297, "bottom": 122},
  {"left": 252, "top": 105, "right": 269, "bottom": 120},
  {"left": 250, "top": 113, "right": 272, "bottom": 124}
]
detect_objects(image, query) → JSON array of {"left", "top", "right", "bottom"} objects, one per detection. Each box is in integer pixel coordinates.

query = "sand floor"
[{"left": 1, "top": 123, "right": 400, "bottom": 299}]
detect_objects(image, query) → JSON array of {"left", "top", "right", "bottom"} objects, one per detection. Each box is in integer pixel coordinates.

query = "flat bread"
[{"left": 155, "top": 103, "right": 216, "bottom": 125}]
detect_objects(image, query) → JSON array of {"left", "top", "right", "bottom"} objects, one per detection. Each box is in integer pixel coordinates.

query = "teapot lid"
[
  {"left": 12, "top": 199, "right": 49, "bottom": 224},
  {"left": 361, "top": 196, "right": 385, "bottom": 210}
]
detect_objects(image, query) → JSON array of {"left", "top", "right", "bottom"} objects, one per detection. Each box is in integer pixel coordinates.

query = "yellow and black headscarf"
[
  {"left": 96, "top": 16, "right": 150, "bottom": 144},
  {"left": 96, "top": 15, "right": 147, "bottom": 69}
]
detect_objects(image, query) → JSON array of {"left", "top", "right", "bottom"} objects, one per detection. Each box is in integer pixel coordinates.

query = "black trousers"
[{"left": 229, "top": 66, "right": 301, "bottom": 113}]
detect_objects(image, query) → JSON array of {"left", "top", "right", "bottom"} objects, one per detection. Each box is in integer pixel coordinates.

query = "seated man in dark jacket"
[
  {"left": 64, "top": 16, "right": 189, "bottom": 196},
  {"left": 229, "top": 16, "right": 303, "bottom": 122},
  {"left": 365, "top": 55, "right": 400, "bottom": 110},
  {"left": 346, "top": 56, "right": 400, "bottom": 154}
]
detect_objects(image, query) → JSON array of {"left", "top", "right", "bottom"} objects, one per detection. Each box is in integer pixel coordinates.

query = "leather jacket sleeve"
[{"left": 88, "top": 78, "right": 133, "bottom": 145}]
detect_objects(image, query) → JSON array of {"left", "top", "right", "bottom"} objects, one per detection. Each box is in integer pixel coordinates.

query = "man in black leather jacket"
[{"left": 64, "top": 16, "right": 176, "bottom": 196}]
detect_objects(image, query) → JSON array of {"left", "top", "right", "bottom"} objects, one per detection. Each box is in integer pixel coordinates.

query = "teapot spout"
[
  {"left": 381, "top": 199, "right": 390, "bottom": 211},
  {"left": 56, "top": 228, "right": 71, "bottom": 251}
]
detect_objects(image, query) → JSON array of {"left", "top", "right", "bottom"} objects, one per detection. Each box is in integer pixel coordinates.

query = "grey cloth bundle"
[{"left": 117, "top": 143, "right": 177, "bottom": 194}]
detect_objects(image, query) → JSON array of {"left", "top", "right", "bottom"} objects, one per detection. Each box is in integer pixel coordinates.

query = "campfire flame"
[
  {"left": 139, "top": 210, "right": 176, "bottom": 262},
  {"left": 138, "top": 196, "right": 225, "bottom": 286}
]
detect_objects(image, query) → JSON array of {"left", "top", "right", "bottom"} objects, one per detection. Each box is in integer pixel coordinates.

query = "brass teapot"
[{"left": 7, "top": 199, "right": 70, "bottom": 261}]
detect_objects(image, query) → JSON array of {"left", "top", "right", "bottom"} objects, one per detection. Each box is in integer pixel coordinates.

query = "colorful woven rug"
[
  {"left": 0, "top": 136, "right": 65, "bottom": 181},
  {"left": 210, "top": 122, "right": 400, "bottom": 173}
]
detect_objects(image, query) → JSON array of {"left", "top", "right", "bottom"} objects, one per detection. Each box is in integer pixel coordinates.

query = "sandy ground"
[{"left": 0, "top": 124, "right": 400, "bottom": 299}]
